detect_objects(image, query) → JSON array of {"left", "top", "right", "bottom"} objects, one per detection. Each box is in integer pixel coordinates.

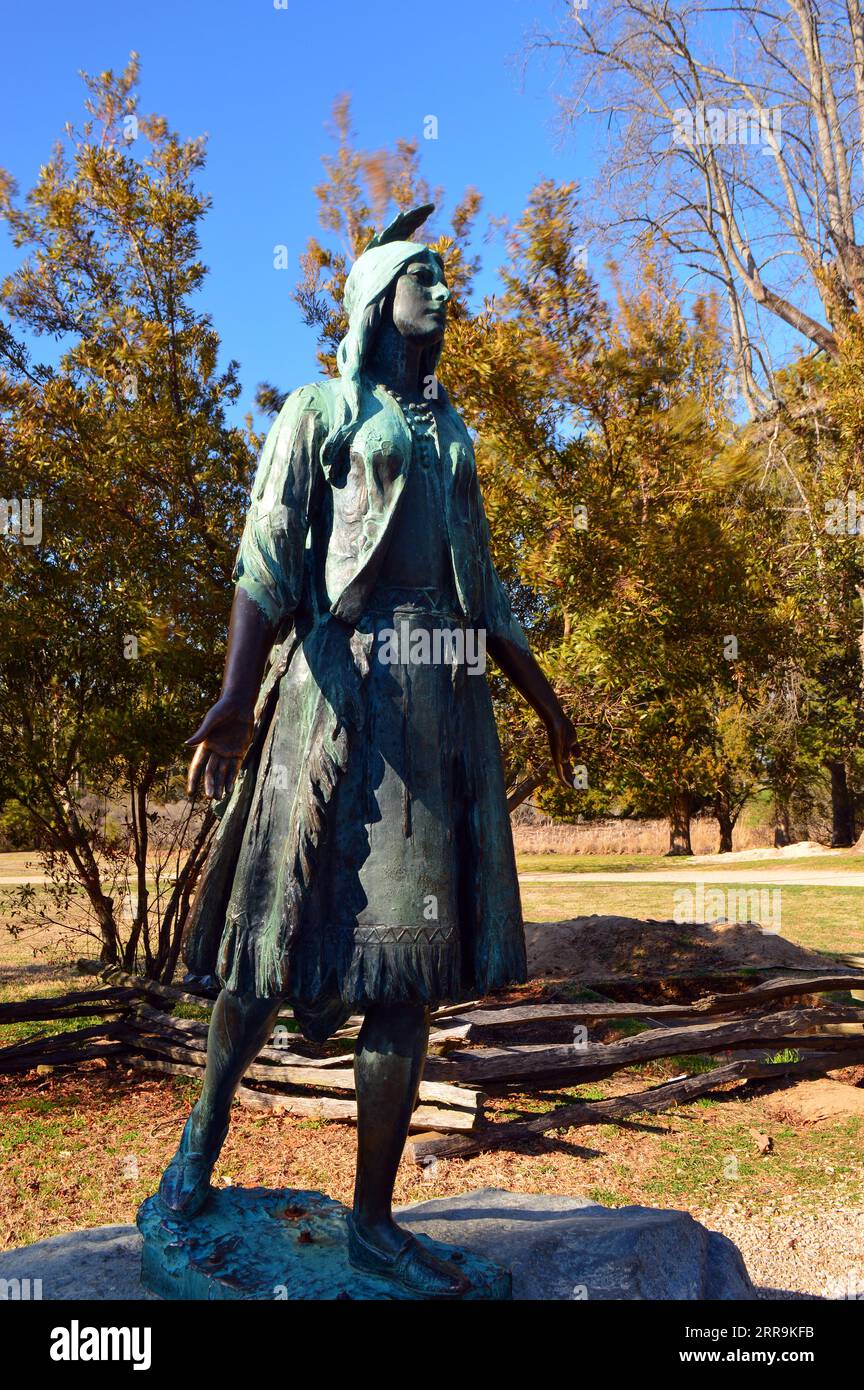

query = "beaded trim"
[{"left": 377, "top": 383, "right": 438, "bottom": 465}]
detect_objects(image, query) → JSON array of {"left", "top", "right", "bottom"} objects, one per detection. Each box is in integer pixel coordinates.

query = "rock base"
[
  {"left": 397, "top": 1189, "right": 753, "bottom": 1300},
  {"left": 136, "top": 1187, "right": 511, "bottom": 1301},
  {"left": 0, "top": 1187, "right": 753, "bottom": 1300}
]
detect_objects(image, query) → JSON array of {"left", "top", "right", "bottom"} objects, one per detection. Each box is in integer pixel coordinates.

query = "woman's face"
[{"left": 391, "top": 252, "right": 450, "bottom": 345}]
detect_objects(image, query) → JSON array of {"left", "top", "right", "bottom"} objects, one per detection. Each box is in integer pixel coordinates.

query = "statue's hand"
[
  {"left": 186, "top": 695, "right": 255, "bottom": 801},
  {"left": 545, "top": 710, "right": 581, "bottom": 791}
]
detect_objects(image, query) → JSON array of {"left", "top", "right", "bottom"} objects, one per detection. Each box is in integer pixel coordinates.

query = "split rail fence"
[{"left": 2, "top": 963, "right": 863, "bottom": 1165}]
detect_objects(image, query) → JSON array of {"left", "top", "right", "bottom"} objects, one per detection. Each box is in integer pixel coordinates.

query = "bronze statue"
[{"left": 157, "top": 204, "right": 578, "bottom": 1298}]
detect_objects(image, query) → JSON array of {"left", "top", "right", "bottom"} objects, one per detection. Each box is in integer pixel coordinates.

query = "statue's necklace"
[{"left": 378, "top": 384, "right": 438, "bottom": 468}]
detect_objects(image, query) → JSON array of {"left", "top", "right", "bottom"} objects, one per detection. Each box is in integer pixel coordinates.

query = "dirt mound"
[
  {"left": 524, "top": 915, "right": 852, "bottom": 983},
  {"left": 761, "top": 1078, "right": 864, "bottom": 1125},
  {"left": 690, "top": 841, "right": 834, "bottom": 864}
]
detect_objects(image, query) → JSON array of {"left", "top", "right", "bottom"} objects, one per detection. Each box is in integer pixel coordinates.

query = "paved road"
[{"left": 2, "top": 868, "right": 862, "bottom": 888}]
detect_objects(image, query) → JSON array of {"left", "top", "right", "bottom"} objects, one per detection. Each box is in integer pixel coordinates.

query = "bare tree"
[{"left": 532, "top": 0, "right": 864, "bottom": 411}]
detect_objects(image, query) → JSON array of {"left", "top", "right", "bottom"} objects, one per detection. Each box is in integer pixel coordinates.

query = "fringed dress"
[{"left": 183, "top": 383, "right": 527, "bottom": 1041}]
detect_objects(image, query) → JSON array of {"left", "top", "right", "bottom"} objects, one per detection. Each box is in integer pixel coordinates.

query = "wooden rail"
[{"left": 2, "top": 964, "right": 863, "bottom": 1159}]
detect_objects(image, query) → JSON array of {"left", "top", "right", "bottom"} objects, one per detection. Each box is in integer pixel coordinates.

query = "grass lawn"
[
  {"left": 519, "top": 881, "right": 864, "bottom": 957},
  {"left": 518, "top": 853, "right": 676, "bottom": 874}
]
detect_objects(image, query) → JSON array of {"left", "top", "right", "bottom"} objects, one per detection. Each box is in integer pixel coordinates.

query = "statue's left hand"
[{"left": 545, "top": 710, "right": 581, "bottom": 790}]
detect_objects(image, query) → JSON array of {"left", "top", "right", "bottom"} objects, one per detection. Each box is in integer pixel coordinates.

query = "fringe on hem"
[
  {"left": 290, "top": 934, "right": 463, "bottom": 1012},
  {"left": 219, "top": 932, "right": 463, "bottom": 1006},
  {"left": 216, "top": 917, "right": 528, "bottom": 1031}
]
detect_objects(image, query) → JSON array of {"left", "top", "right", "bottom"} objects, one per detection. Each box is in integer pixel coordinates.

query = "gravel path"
[
  {"left": 696, "top": 1201, "right": 864, "bottom": 1300},
  {"left": 519, "top": 869, "right": 864, "bottom": 887}
]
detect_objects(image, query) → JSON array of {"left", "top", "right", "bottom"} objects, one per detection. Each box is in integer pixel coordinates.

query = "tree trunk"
[
  {"left": 714, "top": 789, "right": 735, "bottom": 853},
  {"left": 772, "top": 794, "right": 793, "bottom": 847},
  {"left": 92, "top": 889, "right": 120, "bottom": 966},
  {"left": 53, "top": 795, "right": 120, "bottom": 964},
  {"left": 828, "top": 760, "right": 856, "bottom": 848},
  {"left": 667, "top": 789, "right": 693, "bottom": 856},
  {"left": 157, "top": 806, "right": 216, "bottom": 983},
  {"left": 123, "top": 775, "right": 153, "bottom": 973},
  {"left": 506, "top": 771, "right": 546, "bottom": 815}
]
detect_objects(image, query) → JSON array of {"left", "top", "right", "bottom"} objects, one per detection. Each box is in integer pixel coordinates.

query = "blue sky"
[{"left": 1, "top": 0, "right": 591, "bottom": 422}]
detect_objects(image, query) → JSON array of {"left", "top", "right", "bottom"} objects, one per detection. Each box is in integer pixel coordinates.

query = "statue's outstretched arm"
[
  {"left": 186, "top": 587, "right": 275, "bottom": 801},
  {"left": 486, "top": 633, "right": 580, "bottom": 791},
  {"left": 471, "top": 466, "right": 579, "bottom": 790}
]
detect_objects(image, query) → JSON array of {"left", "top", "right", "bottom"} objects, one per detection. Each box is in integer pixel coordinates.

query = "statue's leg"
[
  {"left": 352, "top": 1001, "right": 429, "bottom": 1243},
  {"left": 158, "top": 988, "right": 281, "bottom": 1215},
  {"left": 350, "top": 1000, "right": 469, "bottom": 1296}
]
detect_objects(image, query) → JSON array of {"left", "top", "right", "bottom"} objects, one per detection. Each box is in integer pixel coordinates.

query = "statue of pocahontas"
[{"left": 158, "top": 204, "right": 578, "bottom": 1298}]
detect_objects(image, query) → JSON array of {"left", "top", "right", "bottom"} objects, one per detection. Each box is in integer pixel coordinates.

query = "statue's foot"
[
  {"left": 347, "top": 1216, "right": 471, "bottom": 1299},
  {"left": 157, "top": 1114, "right": 227, "bottom": 1217}
]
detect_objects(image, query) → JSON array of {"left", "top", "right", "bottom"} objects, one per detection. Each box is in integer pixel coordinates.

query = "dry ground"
[
  {"left": 1, "top": 848, "right": 863, "bottom": 1299},
  {"left": 2, "top": 1060, "right": 862, "bottom": 1299}
]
